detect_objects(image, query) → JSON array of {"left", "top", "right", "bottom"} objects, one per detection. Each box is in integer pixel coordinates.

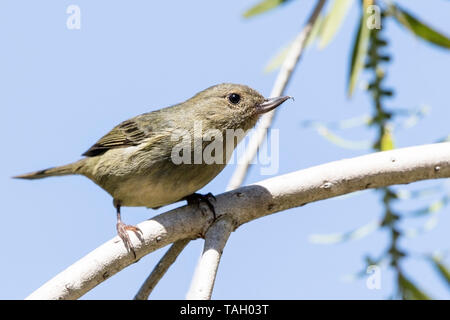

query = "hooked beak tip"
[{"left": 257, "top": 96, "right": 293, "bottom": 114}]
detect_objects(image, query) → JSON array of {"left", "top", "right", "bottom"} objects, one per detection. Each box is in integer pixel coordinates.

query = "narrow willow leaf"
[
  {"left": 243, "top": 0, "right": 291, "bottom": 18},
  {"left": 398, "top": 273, "right": 432, "bottom": 300},
  {"left": 309, "top": 219, "right": 379, "bottom": 244},
  {"left": 315, "top": 124, "right": 372, "bottom": 150},
  {"left": 429, "top": 199, "right": 445, "bottom": 213},
  {"left": 391, "top": 4, "right": 450, "bottom": 49},
  {"left": 305, "top": 15, "right": 324, "bottom": 47},
  {"left": 405, "top": 212, "right": 439, "bottom": 238},
  {"left": 431, "top": 257, "right": 450, "bottom": 286},
  {"left": 401, "top": 105, "right": 430, "bottom": 129},
  {"left": 348, "top": 4, "right": 371, "bottom": 97},
  {"left": 404, "top": 195, "right": 449, "bottom": 218},
  {"left": 395, "top": 186, "right": 442, "bottom": 200},
  {"left": 335, "top": 114, "right": 372, "bottom": 129},
  {"left": 319, "top": 0, "right": 354, "bottom": 49},
  {"left": 301, "top": 114, "right": 372, "bottom": 130},
  {"left": 264, "top": 16, "right": 323, "bottom": 73},
  {"left": 264, "top": 41, "right": 292, "bottom": 73},
  {"left": 380, "top": 126, "right": 395, "bottom": 151}
]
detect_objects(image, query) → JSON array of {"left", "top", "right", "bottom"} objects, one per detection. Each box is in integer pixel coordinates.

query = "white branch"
[
  {"left": 226, "top": 0, "right": 327, "bottom": 191},
  {"left": 26, "top": 142, "right": 450, "bottom": 299},
  {"left": 185, "top": 217, "right": 234, "bottom": 300},
  {"left": 134, "top": 239, "right": 190, "bottom": 300},
  {"left": 132, "top": 0, "right": 328, "bottom": 298}
]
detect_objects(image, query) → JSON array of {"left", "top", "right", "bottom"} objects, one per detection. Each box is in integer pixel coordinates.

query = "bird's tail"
[{"left": 13, "top": 160, "right": 86, "bottom": 180}]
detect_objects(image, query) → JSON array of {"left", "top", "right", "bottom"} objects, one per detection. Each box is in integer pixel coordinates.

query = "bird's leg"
[
  {"left": 183, "top": 192, "right": 217, "bottom": 219},
  {"left": 114, "top": 200, "right": 142, "bottom": 258}
]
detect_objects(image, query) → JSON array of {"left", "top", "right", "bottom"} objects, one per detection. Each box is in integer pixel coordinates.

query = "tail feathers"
[{"left": 13, "top": 161, "right": 84, "bottom": 180}]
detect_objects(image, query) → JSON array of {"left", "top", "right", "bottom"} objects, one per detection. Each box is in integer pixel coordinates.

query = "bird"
[{"left": 14, "top": 83, "right": 291, "bottom": 256}]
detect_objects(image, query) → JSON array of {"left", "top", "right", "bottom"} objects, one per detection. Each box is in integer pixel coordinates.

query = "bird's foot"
[
  {"left": 116, "top": 222, "right": 143, "bottom": 259},
  {"left": 184, "top": 192, "right": 217, "bottom": 219}
]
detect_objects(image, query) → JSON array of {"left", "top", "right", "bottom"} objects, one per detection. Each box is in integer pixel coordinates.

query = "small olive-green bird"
[{"left": 14, "top": 83, "right": 290, "bottom": 256}]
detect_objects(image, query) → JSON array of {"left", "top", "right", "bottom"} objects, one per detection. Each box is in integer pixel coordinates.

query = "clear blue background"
[{"left": 1, "top": 0, "right": 449, "bottom": 299}]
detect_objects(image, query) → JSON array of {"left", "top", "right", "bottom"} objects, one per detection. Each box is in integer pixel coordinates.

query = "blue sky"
[{"left": 1, "top": 0, "right": 449, "bottom": 299}]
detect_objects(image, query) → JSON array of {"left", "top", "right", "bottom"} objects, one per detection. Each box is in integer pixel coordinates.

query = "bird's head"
[{"left": 189, "top": 83, "right": 292, "bottom": 131}]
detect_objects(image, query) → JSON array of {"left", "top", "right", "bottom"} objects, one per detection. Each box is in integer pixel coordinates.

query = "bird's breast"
[
  {"left": 87, "top": 146, "right": 226, "bottom": 207},
  {"left": 110, "top": 162, "right": 225, "bottom": 207}
]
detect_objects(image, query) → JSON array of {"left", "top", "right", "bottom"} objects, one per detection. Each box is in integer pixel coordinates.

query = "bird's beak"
[{"left": 257, "top": 96, "right": 292, "bottom": 114}]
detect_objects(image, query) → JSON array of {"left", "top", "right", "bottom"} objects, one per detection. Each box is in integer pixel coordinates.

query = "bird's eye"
[{"left": 228, "top": 93, "right": 241, "bottom": 104}]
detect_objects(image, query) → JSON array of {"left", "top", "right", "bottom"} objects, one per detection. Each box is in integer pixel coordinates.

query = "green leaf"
[
  {"left": 314, "top": 124, "right": 372, "bottom": 150},
  {"left": 398, "top": 273, "right": 432, "bottom": 300},
  {"left": 243, "top": 0, "right": 291, "bottom": 18},
  {"left": 431, "top": 257, "right": 450, "bottom": 286},
  {"left": 305, "top": 14, "right": 324, "bottom": 47},
  {"left": 264, "top": 41, "right": 292, "bottom": 73},
  {"left": 308, "top": 219, "right": 379, "bottom": 244},
  {"left": 380, "top": 126, "right": 395, "bottom": 151},
  {"left": 391, "top": 4, "right": 450, "bottom": 49},
  {"left": 348, "top": 4, "right": 372, "bottom": 97},
  {"left": 264, "top": 16, "right": 323, "bottom": 73},
  {"left": 319, "top": 0, "right": 354, "bottom": 49},
  {"left": 429, "top": 199, "right": 444, "bottom": 213}
]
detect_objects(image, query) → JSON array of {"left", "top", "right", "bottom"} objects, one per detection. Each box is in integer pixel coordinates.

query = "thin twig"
[
  {"left": 134, "top": 239, "right": 190, "bottom": 300},
  {"left": 227, "top": 0, "right": 327, "bottom": 191},
  {"left": 185, "top": 217, "right": 234, "bottom": 300},
  {"left": 26, "top": 142, "right": 450, "bottom": 299}
]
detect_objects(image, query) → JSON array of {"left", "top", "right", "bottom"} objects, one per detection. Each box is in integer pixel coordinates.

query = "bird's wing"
[{"left": 82, "top": 118, "right": 150, "bottom": 157}]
